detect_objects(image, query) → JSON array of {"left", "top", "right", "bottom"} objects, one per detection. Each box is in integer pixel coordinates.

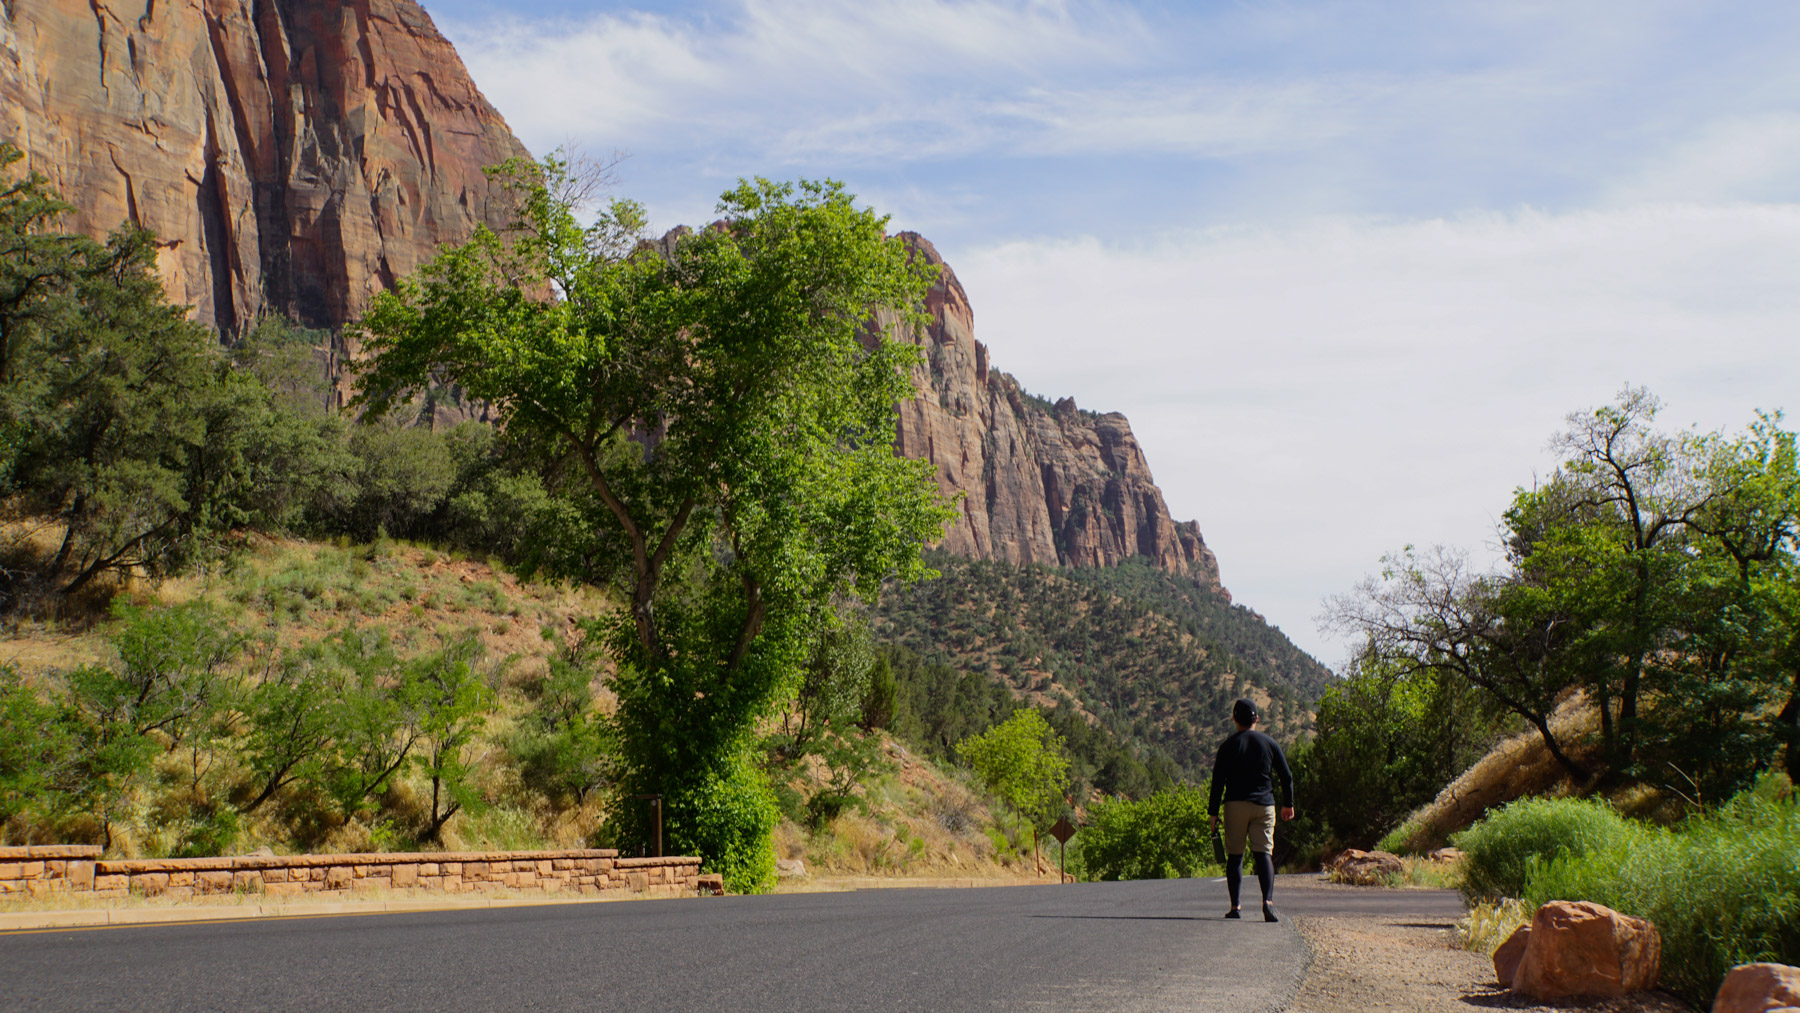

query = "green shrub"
[
  {"left": 1079, "top": 785, "right": 1218, "bottom": 881},
  {"left": 1453, "top": 796, "right": 1632, "bottom": 902},
  {"left": 672, "top": 760, "right": 780, "bottom": 894},
  {"left": 1522, "top": 777, "right": 1799, "bottom": 1007}
]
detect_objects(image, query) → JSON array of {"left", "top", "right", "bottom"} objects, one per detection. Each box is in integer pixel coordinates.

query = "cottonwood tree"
[
  {"left": 354, "top": 158, "right": 952, "bottom": 889},
  {"left": 1327, "top": 388, "right": 1800, "bottom": 795}
]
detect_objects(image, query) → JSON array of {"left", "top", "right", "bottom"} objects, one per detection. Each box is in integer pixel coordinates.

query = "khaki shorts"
[{"left": 1223, "top": 801, "right": 1276, "bottom": 855}]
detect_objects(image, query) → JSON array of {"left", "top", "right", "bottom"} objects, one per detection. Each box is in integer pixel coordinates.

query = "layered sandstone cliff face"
[
  {"left": 1, "top": 0, "right": 1224, "bottom": 590},
  {"left": 0, "top": 0, "right": 529, "bottom": 335},
  {"left": 885, "top": 234, "right": 1227, "bottom": 596}
]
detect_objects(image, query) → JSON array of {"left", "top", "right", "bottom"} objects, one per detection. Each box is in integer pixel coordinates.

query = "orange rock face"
[
  {"left": 0, "top": 0, "right": 530, "bottom": 335},
  {"left": 1713, "top": 963, "right": 1800, "bottom": 1013},
  {"left": 1512, "top": 900, "right": 1661, "bottom": 1000},
  {"left": 1494, "top": 925, "right": 1530, "bottom": 987},
  {"left": 883, "top": 234, "right": 1227, "bottom": 590}
]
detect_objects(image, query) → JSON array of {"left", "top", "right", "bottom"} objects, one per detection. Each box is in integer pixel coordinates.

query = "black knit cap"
[{"left": 1232, "top": 698, "right": 1258, "bottom": 726}]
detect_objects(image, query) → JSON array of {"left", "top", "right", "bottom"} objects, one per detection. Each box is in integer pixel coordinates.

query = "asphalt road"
[{"left": 0, "top": 876, "right": 1463, "bottom": 1013}]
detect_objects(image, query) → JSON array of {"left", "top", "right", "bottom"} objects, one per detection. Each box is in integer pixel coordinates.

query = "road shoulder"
[{"left": 1287, "top": 913, "right": 1693, "bottom": 1013}]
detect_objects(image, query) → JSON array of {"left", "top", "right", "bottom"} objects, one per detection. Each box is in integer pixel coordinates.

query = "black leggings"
[{"left": 1225, "top": 852, "right": 1274, "bottom": 908}]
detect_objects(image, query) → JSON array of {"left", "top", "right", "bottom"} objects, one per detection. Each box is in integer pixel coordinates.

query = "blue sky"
[{"left": 430, "top": 0, "right": 1800, "bottom": 665}]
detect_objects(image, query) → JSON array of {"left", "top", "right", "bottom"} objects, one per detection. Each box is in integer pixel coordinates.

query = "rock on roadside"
[
  {"left": 1329, "top": 850, "right": 1405, "bottom": 885},
  {"left": 1512, "top": 900, "right": 1661, "bottom": 1001},
  {"left": 1495, "top": 924, "right": 1531, "bottom": 987},
  {"left": 1713, "top": 963, "right": 1800, "bottom": 1013}
]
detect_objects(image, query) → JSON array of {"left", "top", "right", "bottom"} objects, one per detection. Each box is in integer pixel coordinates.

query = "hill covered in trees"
[{"left": 877, "top": 554, "right": 1332, "bottom": 783}]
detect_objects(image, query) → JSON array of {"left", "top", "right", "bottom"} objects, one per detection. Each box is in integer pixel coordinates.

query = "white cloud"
[
  {"left": 1610, "top": 113, "right": 1800, "bottom": 206},
  {"left": 450, "top": 0, "right": 1152, "bottom": 153},
  {"left": 950, "top": 202, "right": 1800, "bottom": 666}
]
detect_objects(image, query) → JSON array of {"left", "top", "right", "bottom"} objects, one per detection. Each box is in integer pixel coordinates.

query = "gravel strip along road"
[{"left": 1288, "top": 908, "right": 1695, "bottom": 1013}]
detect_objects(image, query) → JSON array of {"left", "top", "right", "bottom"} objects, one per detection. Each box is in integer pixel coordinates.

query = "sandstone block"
[
  {"left": 537, "top": 861, "right": 554, "bottom": 875},
  {"left": 169, "top": 871, "right": 196, "bottom": 888},
  {"left": 1329, "top": 850, "right": 1405, "bottom": 885},
  {"left": 0, "top": 863, "right": 20, "bottom": 880},
  {"left": 627, "top": 872, "right": 649, "bottom": 892},
  {"left": 67, "top": 862, "right": 94, "bottom": 889},
  {"left": 464, "top": 862, "right": 488, "bottom": 879},
  {"left": 0, "top": 881, "right": 24, "bottom": 894},
  {"left": 46, "top": 861, "right": 66, "bottom": 875},
  {"left": 352, "top": 865, "right": 368, "bottom": 879},
  {"left": 232, "top": 872, "right": 262, "bottom": 893},
  {"left": 1714, "top": 963, "right": 1800, "bottom": 1013},
  {"left": 696, "top": 874, "right": 725, "bottom": 896},
  {"left": 18, "top": 861, "right": 44, "bottom": 879},
  {"left": 165, "top": 886, "right": 194, "bottom": 901},
  {"left": 263, "top": 868, "right": 289, "bottom": 884},
  {"left": 419, "top": 864, "right": 439, "bottom": 877},
  {"left": 1513, "top": 901, "right": 1661, "bottom": 1000},
  {"left": 264, "top": 882, "right": 304, "bottom": 897},
  {"left": 552, "top": 860, "right": 573, "bottom": 871},
  {"left": 325, "top": 867, "right": 353, "bottom": 890},
  {"left": 135, "top": 873, "right": 170, "bottom": 897},
  {"left": 444, "top": 863, "right": 462, "bottom": 875},
  {"left": 392, "top": 865, "right": 418, "bottom": 888},
  {"left": 1494, "top": 926, "right": 1531, "bottom": 986},
  {"left": 198, "top": 871, "right": 234, "bottom": 894},
  {"left": 94, "top": 874, "right": 127, "bottom": 891}
]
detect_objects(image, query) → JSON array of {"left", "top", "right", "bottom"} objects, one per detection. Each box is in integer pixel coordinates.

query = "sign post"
[{"left": 1049, "top": 816, "right": 1076, "bottom": 884}]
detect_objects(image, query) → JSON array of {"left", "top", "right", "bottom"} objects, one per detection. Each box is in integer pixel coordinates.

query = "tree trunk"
[
  {"left": 1527, "top": 713, "right": 1591, "bottom": 783},
  {"left": 1779, "top": 677, "right": 1799, "bottom": 786}
]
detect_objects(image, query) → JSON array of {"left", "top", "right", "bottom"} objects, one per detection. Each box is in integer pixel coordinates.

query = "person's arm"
[
  {"left": 1273, "top": 739, "right": 1295, "bottom": 820},
  {"left": 1207, "top": 742, "right": 1227, "bottom": 828}
]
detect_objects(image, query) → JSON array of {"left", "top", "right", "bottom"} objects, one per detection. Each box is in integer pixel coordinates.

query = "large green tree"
[{"left": 353, "top": 159, "right": 952, "bottom": 889}]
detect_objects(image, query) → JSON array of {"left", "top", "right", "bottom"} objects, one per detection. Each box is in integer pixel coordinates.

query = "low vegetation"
[
  {"left": 1451, "top": 777, "right": 1799, "bottom": 1007},
  {"left": 1077, "top": 784, "right": 1218, "bottom": 881}
]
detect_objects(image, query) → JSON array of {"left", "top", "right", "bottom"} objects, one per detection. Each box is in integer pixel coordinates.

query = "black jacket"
[{"left": 1207, "top": 728, "right": 1294, "bottom": 814}]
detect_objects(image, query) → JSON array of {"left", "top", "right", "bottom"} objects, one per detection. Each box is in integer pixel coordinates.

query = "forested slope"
[{"left": 876, "top": 554, "right": 1331, "bottom": 782}]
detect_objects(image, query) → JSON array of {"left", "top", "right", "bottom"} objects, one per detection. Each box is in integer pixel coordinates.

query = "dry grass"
[
  {"left": 773, "top": 738, "right": 1058, "bottom": 883},
  {"left": 1384, "top": 693, "right": 1604, "bottom": 853},
  {"left": 1456, "top": 898, "right": 1531, "bottom": 956},
  {"left": 1, "top": 533, "right": 625, "bottom": 856}
]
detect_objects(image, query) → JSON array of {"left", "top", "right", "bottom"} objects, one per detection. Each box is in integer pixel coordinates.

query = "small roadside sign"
[{"left": 1049, "top": 817, "right": 1076, "bottom": 884}]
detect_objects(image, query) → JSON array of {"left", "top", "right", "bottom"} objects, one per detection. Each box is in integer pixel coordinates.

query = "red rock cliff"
[
  {"left": 0, "top": 0, "right": 530, "bottom": 335},
  {"left": 885, "top": 234, "right": 1227, "bottom": 595}
]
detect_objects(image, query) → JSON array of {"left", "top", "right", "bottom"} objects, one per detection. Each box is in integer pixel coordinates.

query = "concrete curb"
[{"left": 0, "top": 891, "right": 685, "bottom": 932}]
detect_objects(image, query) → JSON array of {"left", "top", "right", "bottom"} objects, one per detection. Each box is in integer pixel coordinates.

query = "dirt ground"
[{"left": 1287, "top": 915, "right": 1695, "bottom": 1013}]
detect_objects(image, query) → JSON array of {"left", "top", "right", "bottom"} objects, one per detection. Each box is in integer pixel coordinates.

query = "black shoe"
[
  {"left": 1225, "top": 908, "right": 1241, "bottom": 919},
  {"left": 1262, "top": 903, "right": 1280, "bottom": 923}
]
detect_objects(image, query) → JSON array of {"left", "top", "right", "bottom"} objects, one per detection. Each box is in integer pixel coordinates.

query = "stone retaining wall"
[{"left": 0, "top": 846, "right": 705, "bottom": 901}]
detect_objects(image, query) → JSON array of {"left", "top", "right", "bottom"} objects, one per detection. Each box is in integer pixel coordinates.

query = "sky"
[{"left": 425, "top": 0, "right": 1800, "bottom": 667}]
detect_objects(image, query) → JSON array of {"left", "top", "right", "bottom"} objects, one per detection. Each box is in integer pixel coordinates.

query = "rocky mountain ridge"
[
  {"left": 0, "top": 0, "right": 528, "bottom": 338},
  {"left": 886, "top": 234, "right": 1228, "bottom": 596}
]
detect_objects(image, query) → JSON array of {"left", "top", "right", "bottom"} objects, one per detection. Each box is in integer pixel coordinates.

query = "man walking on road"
[{"left": 1208, "top": 698, "right": 1295, "bottom": 922}]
